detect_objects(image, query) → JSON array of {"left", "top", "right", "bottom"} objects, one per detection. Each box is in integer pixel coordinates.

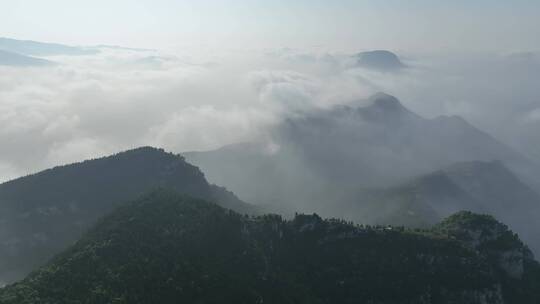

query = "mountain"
[
  {"left": 185, "top": 93, "right": 540, "bottom": 252},
  {"left": 0, "top": 147, "right": 253, "bottom": 285},
  {"left": 354, "top": 50, "right": 405, "bottom": 71},
  {"left": 327, "top": 169, "right": 482, "bottom": 228},
  {"left": 333, "top": 161, "right": 540, "bottom": 254},
  {"left": 0, "top": 50, "right": 55, "bottom": 66},
  {"left": 0, "top": 37, "right": 98, "bottom": 56},
  {"left": 435, "top": 212, "right": 537, "bottom": 280},
  {"left": 1, "top": 190, "right": 538, "bottom": 303},
  {"left": 439, "top": 161, "right": 540, "bottom": 254},
  {"left": 273, "top": 93, "right": 537, "bottom": 187},
  {"left": 185, "top": 93, "right": 539, "bottom": 208}
]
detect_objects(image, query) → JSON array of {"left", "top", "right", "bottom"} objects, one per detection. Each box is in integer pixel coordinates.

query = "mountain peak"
[
  {"left": 117, "top": 145, "right": 169, "bottom": 156},
  {"left": 358, "top": 93, "right": 418, "bottom": 122},
  {"left": 355, "top": 50, "right": 405, "bottom": 71},
  {"left": 368, "top": 92, "right": 405, "bottom": 111}
]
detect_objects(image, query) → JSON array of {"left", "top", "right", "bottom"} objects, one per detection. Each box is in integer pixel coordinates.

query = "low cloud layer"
[{"left": 0, "top": 46, "right": 539, "bottom": 182}]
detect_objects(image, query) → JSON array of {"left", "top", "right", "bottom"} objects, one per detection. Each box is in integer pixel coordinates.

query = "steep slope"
[
  {"left": 1, "top": 190, "right": 538, "bottom": 304},
  {"left": 0, "top": 147, "right": 253, "bottom": 285}
]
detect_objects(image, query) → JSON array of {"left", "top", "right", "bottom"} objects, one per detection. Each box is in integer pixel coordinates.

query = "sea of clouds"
[{"left": 0, "top": 45, "right": 538, "bottom": 182}]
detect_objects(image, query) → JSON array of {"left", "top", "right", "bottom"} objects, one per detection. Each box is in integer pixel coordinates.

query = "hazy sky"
[{"left": 3, "top": 0, "right": 540, "bottom": 52}]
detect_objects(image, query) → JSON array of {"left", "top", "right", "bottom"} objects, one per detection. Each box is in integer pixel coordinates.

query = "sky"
[
  {"left": 0, "top": 1, "right": 540, "bottom": 182},
  {"left": 2, "top": 0, "right": 540, "bottom": 52}
]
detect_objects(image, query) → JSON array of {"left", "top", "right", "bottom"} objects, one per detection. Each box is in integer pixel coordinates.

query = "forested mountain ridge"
[
  {"left": 1, "top": 190, "right": 538, "bottom": 304},
  {"left": 0, "top": 147, "right": 254, "bottom": 285}
]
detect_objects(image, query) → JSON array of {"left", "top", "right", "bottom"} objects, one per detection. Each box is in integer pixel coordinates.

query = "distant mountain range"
[
  {"left": 185, "top": 93, "right": 540, "bottom": 201},
  {"left": 185, "top": 93, "right": 540, "bottom": 254},
  {"left": 0, "top": 147, "right": 254, "bottom": 285},
  {"left": 0, "top": 37, "right": 98, "bottom": 67},
  {"left": 0, "top": 49, "right": 55, "bottom": 67},
  {"left": 0, "top": 37, "right": 154, "bottom": 67},
  {"left": 1, "top": 190, "right": 538, "bottom": 303},
  {"left": 0, "top": 37, "right": 98, "bottom": 56}
]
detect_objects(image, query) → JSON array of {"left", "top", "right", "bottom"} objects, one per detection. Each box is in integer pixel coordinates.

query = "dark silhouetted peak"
[
  {"left": 114, "top": 146, "right": 176, "bottom": 159},
  {"left": 125, "top": 145, "right": 164, "bottom": 153},
  {"left": 355, "top": 50, "right": 405, "bottom": 71}
]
